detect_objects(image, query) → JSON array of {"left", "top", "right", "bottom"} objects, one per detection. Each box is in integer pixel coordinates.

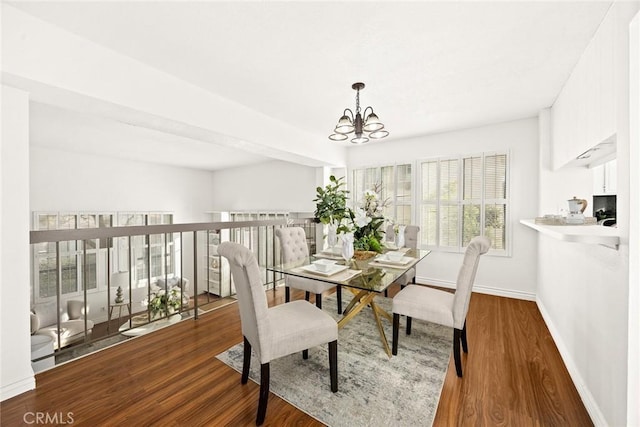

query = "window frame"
[
  {"left": 350, "top": 162, "right": 415, "bottom": 227},
  {"left": 417, "top": 151, "right": 511, "bottom": 256},
  {"left": 33, "top": 211, "right": 176, "bottom": 303},
  {"left": 32, "top": 211, "right": 113, "bottom": 302}
]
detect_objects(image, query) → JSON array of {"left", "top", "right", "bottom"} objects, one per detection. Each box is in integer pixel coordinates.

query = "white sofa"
[
  {"left": 156, "top": 276, "right": 190, "bottom": 294},
  {"left": 31, "top": 300, "right": 94, "bottom": 350}
]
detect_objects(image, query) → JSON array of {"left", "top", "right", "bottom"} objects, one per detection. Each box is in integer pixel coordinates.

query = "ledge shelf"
[{"left": 520, "top": 219, "right": 619, "bottom": 250}]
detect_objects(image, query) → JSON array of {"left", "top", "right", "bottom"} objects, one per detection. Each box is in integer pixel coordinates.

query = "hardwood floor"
[{"left": 2, "top": 286, "right": 592, "bottom": 426}]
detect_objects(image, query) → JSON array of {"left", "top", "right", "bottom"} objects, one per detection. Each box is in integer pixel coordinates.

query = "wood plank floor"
[{"left": 2, "top": 285, "right": 592, "bottom": 426}]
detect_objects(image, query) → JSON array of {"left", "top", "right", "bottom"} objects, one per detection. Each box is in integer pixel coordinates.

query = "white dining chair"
[
  {"left": 391, "top": 236, "right": 490, "bottom": 377},
  {"left": 275, "top": 227, "right": 342, "bottom": 313},
  {"left": 218, "top": 241, "right": 338, "bottom": 425},
  {"left": 384, "top": 225, "right": 420, "bottom": 296}
]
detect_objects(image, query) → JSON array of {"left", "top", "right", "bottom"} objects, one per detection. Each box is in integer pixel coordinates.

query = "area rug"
[{"left": 216, "top": 293, "right": 451, "bottom": 426}]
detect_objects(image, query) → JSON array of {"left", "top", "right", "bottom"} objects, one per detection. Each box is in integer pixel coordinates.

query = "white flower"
[
  {"left": 147, "top": 282, "right": 189, "bottom": 317},
  {"left": 354, "top": 208, "right": 372, "bottom": 227}
]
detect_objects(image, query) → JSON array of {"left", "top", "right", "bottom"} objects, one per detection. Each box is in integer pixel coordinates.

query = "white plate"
[
  {"left": 313, "top": 258, "right": 336, "bottom": 267},
  {"left": 374, "top": 254, "right": 413, "bottom": 265},
  {"left": 300, "top": 263, "right": 349, "bottom": 277}
]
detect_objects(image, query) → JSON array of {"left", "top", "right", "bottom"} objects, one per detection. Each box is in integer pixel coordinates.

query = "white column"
[
  {"left": 0, "top": 85, "right": 35, "bottom": 400},
  {"left": 627, "top": 11, "right": 640, "bottom": 427}
]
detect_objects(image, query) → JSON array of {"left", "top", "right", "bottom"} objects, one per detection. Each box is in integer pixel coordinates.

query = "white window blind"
[
  {"left": 419, "top": 152, "right": 508, "bottom": 253},
  {"left": 351, "top": 164, "right": 413, "bottom": 226},
  {"left": 484, "top": 154, "right": 507, "bottom": 250}
]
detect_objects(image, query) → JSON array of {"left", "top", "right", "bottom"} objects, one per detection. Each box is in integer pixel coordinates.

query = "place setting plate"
[
  {"left": 370, "top": 252, "right": 414, "bottom": 267},
  {"left": 299, "top": 259, "right": 349, "bottom": 277}
]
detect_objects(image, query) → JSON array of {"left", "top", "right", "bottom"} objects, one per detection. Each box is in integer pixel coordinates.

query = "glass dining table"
[{"left": 268, "top": 248, "right": 431, "bottom": 357}]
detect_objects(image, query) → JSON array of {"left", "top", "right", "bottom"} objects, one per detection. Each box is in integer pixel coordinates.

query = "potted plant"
[
  {"left": 314, "top": 176, "right": 389, "bottom": 255},
  {"left": 313, "top": 175, "right": 349, "bottom": 226},
  {"left": 314, "top": 175, "right": 349, "bottom": 249}
]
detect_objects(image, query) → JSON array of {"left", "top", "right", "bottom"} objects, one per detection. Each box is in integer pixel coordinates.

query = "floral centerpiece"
[
  {"left": 349, "top": 184, "right": 387, "bottom": 252},
  {"left": 314, "top": 176, "right": 389, "bottom": 254},
  {"left": 143, "top": 284, "right": 189, "bottom": 319}
]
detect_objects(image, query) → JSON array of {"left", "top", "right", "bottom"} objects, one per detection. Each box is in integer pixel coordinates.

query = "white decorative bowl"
[
  {"left": 386, "top": 251, "right": 404, "bottom": 262},
  {"left": 313, "top": 259, "right": 336, "bottom": 272}
]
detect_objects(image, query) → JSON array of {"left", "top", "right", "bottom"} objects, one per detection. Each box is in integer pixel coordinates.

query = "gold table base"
[{"left": 337, "top": 287, "right": 394, "bottom": 357}]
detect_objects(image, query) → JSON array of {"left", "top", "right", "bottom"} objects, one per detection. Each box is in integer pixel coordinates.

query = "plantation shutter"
[
  {"left": 484, "top": 154, "right": 507, "bottom": 250},
  {"left": 462, "top": 156, "right": 482, "bottom": 246},
  {"left": 421, "top": 161, "right": 438, "bottom": 246},
  {"left": 439, "top": 159, "right": 459, "bottom": 247}
]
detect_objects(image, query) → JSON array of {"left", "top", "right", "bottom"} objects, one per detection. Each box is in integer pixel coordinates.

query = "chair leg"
[
  {"left": 285, "top": 286, "right": 290, "bottom": 303},
  {"left": 302, "top": 349, "right": 309, "bottom": 359},
  {"left": 461, "top": 320, "right": 468, "bottom": 353},
  {"left": 392, "top": 313, "right": 400, "bottom": 355},
  {"left": 316, "top": 293, "right": 322, "bottom": 310},
  {"left": 305, "top": 291, "right": 310, "bottom": 301},
  {"left": 328, "top": 340, "right": 338, "bottom": 392},
  {"left": 257, "top": 363, "right": 270, "bottom": 425},
  {"left": 336, "top": 286, "right": 342, "bottom": 314},
  {"left": 453, "top": 328, "right": 463, "bottom": 377},
  {"left": 384, "top": 289, "right": 388, "bottom": 297},
  {"left": 242, "top": 336, "right": 251, "bottom": 384},
  {"left": 406, "top": 316, "right": 412, "bottom": 335}
]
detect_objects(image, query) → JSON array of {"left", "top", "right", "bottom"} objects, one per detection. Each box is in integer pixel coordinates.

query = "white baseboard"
[
  {"left": 416, "top": 276, "right": 536, "bottom": 301},
  {"left": 1, "top": 375, "right": 35, "bottom": 402},
  {"left": 536, "top": 297, "right": 606, "bottom": 426}
]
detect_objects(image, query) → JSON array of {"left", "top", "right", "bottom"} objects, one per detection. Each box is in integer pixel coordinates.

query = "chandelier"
[{"left": 329, "top": 82, "right": 389, "bottom": 144}]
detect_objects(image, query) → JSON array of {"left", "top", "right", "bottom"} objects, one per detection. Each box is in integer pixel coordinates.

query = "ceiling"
[{"left": 7, "top": 1, "right": 612, "bottom": 170}]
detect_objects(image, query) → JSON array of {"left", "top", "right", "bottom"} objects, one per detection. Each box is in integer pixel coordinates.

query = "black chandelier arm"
[
  {"left": 362, "top": 106, "right": 374, "bottom": 121},
  {"left": 329, "top": 82, "right": 388, "bottom": 143}
]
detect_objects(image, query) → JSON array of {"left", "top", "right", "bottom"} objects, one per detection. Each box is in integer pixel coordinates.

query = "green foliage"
[
  {"left": 313, "top": 175, "right": 387, "bottom": 253},
  {"left": 353, "top": 216, "right": 385, "bottom": 251},
  {"left": 313, "top": 175, "right": 349, "bottom": 225}
]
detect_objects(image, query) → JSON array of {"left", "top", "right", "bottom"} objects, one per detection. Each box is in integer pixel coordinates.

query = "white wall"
[
  {"left": 537, "top": 3, "right": 639, "bottom": 426},
  {"left": 347, "top": 118, "right": 540, "bottom": 300},
  {"left": 1, "top": 86, "right": 35, "bottom": 400},
  {"left": 628, "top": 11, "right": 640, "bottom": 427},
  {"left": 210, "top": 160, "right": 319, "bottom": 213},
  {"left": 30, "top": 147, "right": 214, "bottom": 222}
]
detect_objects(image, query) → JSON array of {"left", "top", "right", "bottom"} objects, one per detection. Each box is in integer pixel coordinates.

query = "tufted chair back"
[
  {"left": 275, "top": 227, "right": 309, "bottom": 266},
  {"left": 218, "top": 242, "right": 270, "bottom": 361},
  {"left": 385, "top": 225, "right": 420, "bottom": 249},
  {"left": 452, "top": 236, "right": 490, "bottom": 329}
]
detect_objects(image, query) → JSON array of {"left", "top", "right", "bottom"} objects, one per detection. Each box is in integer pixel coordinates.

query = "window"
[
  {"left": 117, "top": 212, "right": 175, "bottom": 286},
  {"left": 33, "top": 211, "right": 174, "bottom": 301},
  {"left": 351, "top": 164, "right": 413, "bottom": 226},
  {"left": 33, "top": 212, "right": 112, "bottom": 300},
  {"left": 419, "top": 153, "right": 508, "bottom": 253}
]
